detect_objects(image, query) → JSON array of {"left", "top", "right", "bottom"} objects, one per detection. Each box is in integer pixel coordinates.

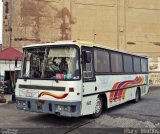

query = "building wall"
[
  {"left": 0, "top": 61, "right": 21, "bottom": 76},
  {"left": 2, "top": 0, "right": 160, "bottom": 58}
]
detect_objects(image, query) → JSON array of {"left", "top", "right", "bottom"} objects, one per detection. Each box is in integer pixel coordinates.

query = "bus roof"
[{"left": 23, "top": 40, "right": 148, "bottom": 58}]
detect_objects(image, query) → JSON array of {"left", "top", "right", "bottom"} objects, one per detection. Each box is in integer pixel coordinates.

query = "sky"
[{"left": 0, "top": 1, "right": 2, "bottom": 44}]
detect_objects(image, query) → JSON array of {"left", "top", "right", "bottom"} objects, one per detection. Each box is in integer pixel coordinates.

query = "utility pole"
[
  {"left": 2, "top": 0, "right": 13, "bottom": 49},
  {"left": 117, "top": 0, "right": 126, "bottom": 50},
  {"left": 9, "top": 0, "right": 13, "bottom": 47}
]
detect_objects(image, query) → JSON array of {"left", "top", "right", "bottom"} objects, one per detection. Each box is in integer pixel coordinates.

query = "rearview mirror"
[
  {"left": 82, "top": 51, "right": 92, "bottom": 63},
  {"left": 15, "top": 58, "right": 18, "bottom": 67}
]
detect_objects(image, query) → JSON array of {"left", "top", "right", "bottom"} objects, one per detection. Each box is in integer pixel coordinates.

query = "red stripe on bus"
[{"left": 38, "top": 92, "right": 68, "bottom": 99}]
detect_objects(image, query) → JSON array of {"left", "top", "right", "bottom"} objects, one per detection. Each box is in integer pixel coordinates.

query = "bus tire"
[
  {"left": 100, "top": 94, "right": 107, "bottom": 110},
  {"left": 91, "top": 96, "right": 103, "bottom": 118},
  {"left": 133, "top": 88, "right": 141, "bottom": 103}
]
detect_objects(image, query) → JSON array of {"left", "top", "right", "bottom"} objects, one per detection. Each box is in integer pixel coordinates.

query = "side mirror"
[
  {"left": 83, "top": 51, "right": 92, "bottom": 63},
  {"left": 15, "top": 58, "right": 18, "bottom": 67}
]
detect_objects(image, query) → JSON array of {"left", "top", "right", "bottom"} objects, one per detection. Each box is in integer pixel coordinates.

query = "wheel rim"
[{"left": 95, "top": 97, "right": 102, "bottom": 114}]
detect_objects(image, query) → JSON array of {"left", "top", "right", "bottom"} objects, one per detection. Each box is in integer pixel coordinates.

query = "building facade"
[{"left": 2, "top": 0, "right": 160, "bottom": 58}]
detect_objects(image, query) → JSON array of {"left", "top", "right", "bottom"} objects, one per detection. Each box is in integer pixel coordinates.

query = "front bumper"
[{"left": 16, "top": 97, "right": 81, "bottom": 117}]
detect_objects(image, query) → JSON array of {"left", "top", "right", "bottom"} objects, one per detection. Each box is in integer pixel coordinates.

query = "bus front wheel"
[{"left": 91, "top": 96, "right": 103, "bottom": 118}]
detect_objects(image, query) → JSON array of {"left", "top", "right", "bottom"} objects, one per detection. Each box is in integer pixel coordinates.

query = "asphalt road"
[{"left": 0, "top": 87, "right": 160, "bottom": 133}]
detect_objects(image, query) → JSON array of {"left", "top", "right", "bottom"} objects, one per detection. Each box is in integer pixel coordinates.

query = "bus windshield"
[{"left": 21, "top": 46, "right": 80, "bottom": 80}]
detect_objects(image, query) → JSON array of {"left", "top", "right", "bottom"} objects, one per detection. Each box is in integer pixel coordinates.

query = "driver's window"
[{"left": 30, "top": 54, "right": 42, "bottom": 78}]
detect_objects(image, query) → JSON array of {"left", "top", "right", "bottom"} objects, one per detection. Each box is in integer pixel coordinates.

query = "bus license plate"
[{"left": 19, "top": 89, "right": 39, "bottom": 98}]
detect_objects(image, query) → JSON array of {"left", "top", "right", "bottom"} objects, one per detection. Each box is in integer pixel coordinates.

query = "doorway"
[{"left": 4, "top": 70, "right": 20, "bottom": 94}]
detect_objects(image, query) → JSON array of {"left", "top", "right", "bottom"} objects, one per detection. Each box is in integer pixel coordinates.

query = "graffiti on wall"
[
  {"left": 149, "top": 73, "right": 160, "bottom": 85},
  {"left": 149, "top": 57, "right": 160, "bottom": 85}
]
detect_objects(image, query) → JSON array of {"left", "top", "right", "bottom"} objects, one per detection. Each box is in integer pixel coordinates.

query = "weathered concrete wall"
[
  {"left": 126, "top": 0, "right": 160, "bottom": 57},
  {"left": 2, "top": 0, "right": 160, "bottom": 58},
  {"left": 71, "top": 0, "right": 118, "bottom": 48},
  {"left": 3, "top": 0, "right": 73, "bottom": 50}
]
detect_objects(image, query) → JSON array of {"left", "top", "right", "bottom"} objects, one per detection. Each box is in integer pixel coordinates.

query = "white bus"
[{"left": 15, "top": 40, "right": 149, "bottom": 118}]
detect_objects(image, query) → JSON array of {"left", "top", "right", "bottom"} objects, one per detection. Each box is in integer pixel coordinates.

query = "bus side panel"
[
  {"left": 82, "top": 74, "right": 149, "bottom": 113},
  {"left": 106, "top": 74, "right": 149, "bottom": 108},
  {"left": 106, "top": 87, "right": 136, "bottom": 108},
  {"left": 81, "top": 82, "right": 97, "bottom": 116},
  {"left": 81, "top": 95, "right": 98, "bottom": 116},
  {"left": 140, "top": 85, "right": 149, "bottom": 96}
]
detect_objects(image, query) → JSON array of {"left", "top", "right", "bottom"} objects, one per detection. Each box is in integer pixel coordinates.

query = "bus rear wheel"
[
  {"left": 91, "top": 96, "right": 103, "bottom": 118},
  {"left": 133, "top": 88, "right": 141, "bottom": 103}
]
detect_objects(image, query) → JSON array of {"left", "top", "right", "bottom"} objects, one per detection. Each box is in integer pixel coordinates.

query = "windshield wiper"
[
  {"left": 55, "top": 79, "right": 59, "bottom": 83},
  {"left": 23, "top": 76, "right": 29, "bottom": 81}
]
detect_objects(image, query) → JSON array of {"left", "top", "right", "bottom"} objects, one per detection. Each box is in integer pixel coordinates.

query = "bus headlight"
[
  {"left": 16, "top": 100, "right": 26, "bottom": 106},
  {"left": 22, "top": 102, "right": 26, "bottom": 106},
  {"left": 56, "top": 105, "right": 76, "bottom": 112},
  {"left": 17, "top": 101, "right": 21, "bottom": 106},
  {"left": 56, "top": 105, "right": 62, "bottom": 111}
]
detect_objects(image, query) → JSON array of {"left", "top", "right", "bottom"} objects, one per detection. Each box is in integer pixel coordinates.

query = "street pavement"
[{"left": 0, "top": 87, "right": 160, "bottom": 133}]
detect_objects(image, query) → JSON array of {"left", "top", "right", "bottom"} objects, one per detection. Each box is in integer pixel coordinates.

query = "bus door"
[
  {"left": 81, "top": 46, "right": 96, "bottom": 115},
  {"left": 82, "top": 46, "right": 96, "bottom": 90}
]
